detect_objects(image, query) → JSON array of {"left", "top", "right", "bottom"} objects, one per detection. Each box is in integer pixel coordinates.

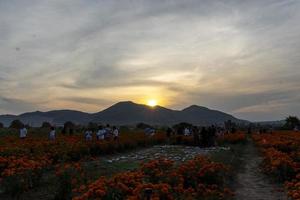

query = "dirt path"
[{"left": 234, "top": 139, "right": 287, "bottom": 200}]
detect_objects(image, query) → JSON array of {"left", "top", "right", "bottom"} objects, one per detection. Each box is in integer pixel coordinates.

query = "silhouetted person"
[
  {"left": 177, "top": 127, "right": 183, "bottom": 135},
  {"left": 200, "top": 127, "right": 208, "bottom": 147},
  {"left": 69, "top": 128, "right": 74, "bottom": 136},
  {"left": 62, "top": 127, "right": 66, "bottom": 135},
  {"left": 247, "top": 127, "right": 252, "bottom": 134},
  {"left": 193, "top": 126, "right": 200, "bottom": 146},
  {"left": 208, "top": 125, "right": 217, "bottom": 147},
  {"left": 166, "top": 127, "right": 172, "bottom": 138},
  {"left": 166, "top": 127, "right": 172, "bottom": 144},
  {"left": 231, "top": 127, "right": 236, "bottom": 134}
]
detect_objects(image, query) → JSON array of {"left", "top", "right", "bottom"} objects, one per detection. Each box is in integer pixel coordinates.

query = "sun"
[{"left": 147, "top": 99, "right": 157, "bottom": 107}]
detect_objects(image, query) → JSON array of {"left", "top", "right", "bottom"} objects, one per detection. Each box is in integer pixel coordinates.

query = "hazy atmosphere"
[{"left": 1, "top": 0, "right": 299, "bottom": 121}]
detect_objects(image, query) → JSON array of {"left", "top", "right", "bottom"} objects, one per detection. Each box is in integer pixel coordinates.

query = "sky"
[{"left": 0, "top": 0, "right": 299, "bottom": 121}]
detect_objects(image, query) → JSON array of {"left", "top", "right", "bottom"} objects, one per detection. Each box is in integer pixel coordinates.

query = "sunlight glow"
[{"left": 147, "top": 99, "right": 157, "bottom": 107}]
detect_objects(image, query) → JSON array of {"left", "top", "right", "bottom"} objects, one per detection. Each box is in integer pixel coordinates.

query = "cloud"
[
  {"left": 60, "top": 96, "right": 113, "bottom": 106},
  {"left": 0, "top": 0, "right": 299, "bottom": 120},
  {"left": 232, "top": 95, "right": 300, "bottom": 121},
  {"left": 0, "top": 97, "right": 40, "bottom": 114}
]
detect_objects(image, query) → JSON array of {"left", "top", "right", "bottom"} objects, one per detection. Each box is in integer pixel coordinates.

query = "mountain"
[
  {"left": 91, "top": 101, "right": 180, "bottom": 125},
  {"left": 18, "top": 110, "right": 92, "bottom": 127},
  {"left": 179, "top": 105, "right": 242, "bottom": 125},
  {"left": 0, "top": 101, "right": 246, "bottom": 127}
]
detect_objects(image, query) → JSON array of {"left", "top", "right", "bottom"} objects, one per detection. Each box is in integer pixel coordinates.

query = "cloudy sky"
[{"left": 0, "top": 0, "right": 299, "bottom": 121}]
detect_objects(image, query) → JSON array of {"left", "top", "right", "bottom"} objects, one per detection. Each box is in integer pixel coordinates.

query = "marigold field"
[{"left": 3, "top": 130, "right": 300, "bottom": 200}]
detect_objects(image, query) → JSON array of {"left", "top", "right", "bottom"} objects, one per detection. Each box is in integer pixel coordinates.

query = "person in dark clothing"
[
  {"left": 231, "top": 127, "right": 236, "bottom": 134},
  {"left": 247, "top": 127, "right": 252, "bottom": 134},
  {"left": 200, "top": 127, "right": 208, "bottom": 147},
  {"left": 166, "top": 127, "right": 172, "bottom": 138},
  {"left": 192, "top": 126, "right": 200, "bottom": 146},
  {"left": 177, "top": 127, "right": 183, "bottom": 135},
  {"left": 176, "top": 127, "right": 183, "bottom": 144},
  {"left": 166, "top": 127, "right": 172, "bottom": 144},
  {"left": 209, "top": 125, "right": 217, "bottom": 147},
  {"left": 69, "top": 128, "right": 74, "bottom": 136}
]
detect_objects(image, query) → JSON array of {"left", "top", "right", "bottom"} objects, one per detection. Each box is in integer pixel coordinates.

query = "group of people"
[
  {"left": 85, "top": 125, "right": 119, "bottom": 141},
  {"left": 167, "top": 125, "right": 220, "bottom": 147},
  {"left": 19, "top": 124, "right": 119, "bottom": 141}
]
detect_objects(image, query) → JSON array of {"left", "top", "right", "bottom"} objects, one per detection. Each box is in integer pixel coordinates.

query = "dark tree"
[
  {"left": 0, "top": 122, "right": 3, "bottom": 128},
  {"left": 88, "top": 122, "right": 98, "bottom": 131},
  {"left": 41, "top": 121, "right": 52, "bottom": 128},
  {"left": 64, "top": 121, "right": 75, "bottom": 129},
  {"left": 136, "top": 122, "right": 152, "bottom": 129},
  {"left": 9, "top": 119, "right": 24, "bottom": 129},
  {"left": 284, "top": 116, "right": 300, "bottom": 130},
  {"left": 64, "top": 121, "right": 75, "bottom": 135}
]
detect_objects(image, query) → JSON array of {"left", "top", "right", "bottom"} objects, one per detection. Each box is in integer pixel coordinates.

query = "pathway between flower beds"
[
  {"left": 233, "top": 140, "right": 286, "bottom": 200},
  {"left": 103, "top": 145, "right": 230, "bottom": 163}
]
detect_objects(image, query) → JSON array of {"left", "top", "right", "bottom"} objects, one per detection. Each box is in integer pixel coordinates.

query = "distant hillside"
[
  {"left": 253, "top": 120, "right": 285, "bottom": 126},
  {"left": 0, "top": 101, "right": 246, "bottom": 127},
  {"left": 91, "top": 101, "right": 180, "bottom": 125}
]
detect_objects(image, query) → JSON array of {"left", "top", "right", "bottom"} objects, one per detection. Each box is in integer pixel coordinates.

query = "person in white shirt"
[
  {"left": 20, "top": 126, "right": 27, "bottom": 139},
  {"left": 184, "top": 128, "right": 190, "bottom": 136},
  {"left": 85, "top": 130, "right": 93, "bottom": 141},
  {"left": 113, "top": 126, "right": 119, "bottom": 141},
  {"left": 96, "top": 126, "right": 105, "bottom": 140},
  {"left": 49, "top": 127, "right": 56, "bottom": 141},
  {"left": 105, "top": 124, "right": 112, "bottom": 139}
]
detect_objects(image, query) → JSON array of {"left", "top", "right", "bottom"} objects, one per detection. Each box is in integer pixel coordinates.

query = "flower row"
[
  {"left": 72, "top": 156, "right": 233, "bottom": 200},
  {"left": 252, "top": 131, "right": 300, "bottom": 200}
]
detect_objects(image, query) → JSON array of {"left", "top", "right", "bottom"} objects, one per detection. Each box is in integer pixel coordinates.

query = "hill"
[{"left": 0, "top": 101, "right": 246, "bottom": 127}]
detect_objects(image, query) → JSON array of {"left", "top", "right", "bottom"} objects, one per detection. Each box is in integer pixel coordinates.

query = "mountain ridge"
[{"left": 0, "top": 101, "right": 247, "bottom": 127}]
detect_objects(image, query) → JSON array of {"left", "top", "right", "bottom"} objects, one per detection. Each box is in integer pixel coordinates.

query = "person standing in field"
[
  {"left": 113, "top": 126, "right": 119, "bottom": 141},
  {"left": 19, "top": 126, "right": 27, "bottom": 139},
  {"left": 211, "top": 125, "right": 217, "bottom": 146},
  {"left": 105, "top": 124, "right": 112, "bottom": 139},
  {"left": 200, "top": 127, "right": 208, "bottom": 147},
  {"left": 85, "top": 129, "right": 93, "bottom": 141},
  {"left": 96, "top": 126, "right": 105, "bottom": 140},
  {"left": 193, "top": 126, "right": 200, "bottom": 146},
  {"left": 166, "top": 127, "right": 172, "bottom": 138},
  {"left": 184, "top": 127, "right": 190, "bottom": 136},
  {"left": 49, "top": 127, "right": 56, "bottom": 141},
  {"left": 166, "top": 127, "right": 172, "bottom": 144}
]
